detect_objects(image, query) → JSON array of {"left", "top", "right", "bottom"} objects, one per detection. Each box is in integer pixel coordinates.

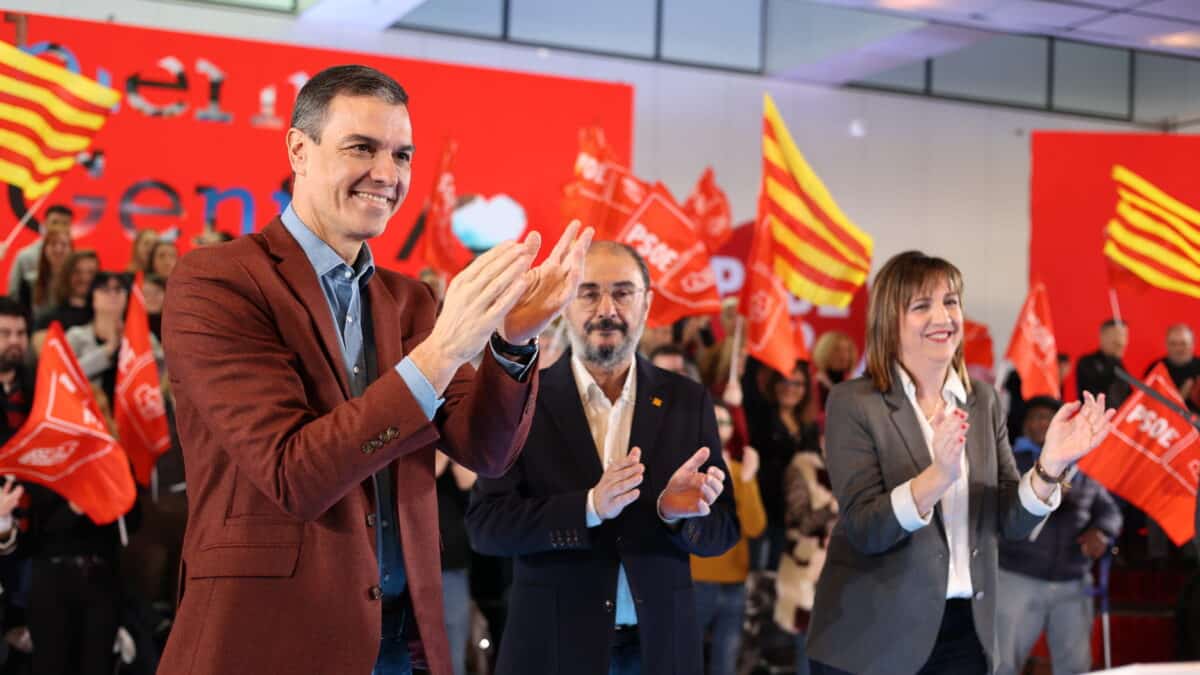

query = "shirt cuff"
[
  {"left": 585, "top": 488, "right": 602, "bottom": 528},
  {"left": 891, "top": 479, "right": 932, "bottom": 532},
  {"left": 395, "top": 357, "right": 445, "bottom": 421},
  {"left": 1018, "top": 469, "right": 1061, "bottom": 516},
  {"left": 490, "top": 343, "right": 538, "bottom": 382}
]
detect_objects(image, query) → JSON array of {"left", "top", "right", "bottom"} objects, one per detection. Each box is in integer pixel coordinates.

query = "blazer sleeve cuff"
[
  {"left": 891, "top": 479, "right": 932, "bottom": 532},
  {"left": 1018, "top": 469, "right": 1061, "bottom": 516}
]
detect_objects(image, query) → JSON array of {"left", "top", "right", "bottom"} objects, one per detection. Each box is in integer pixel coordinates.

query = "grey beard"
[{"left": 568, "top": 328, "right": 641, "bottom": 370}]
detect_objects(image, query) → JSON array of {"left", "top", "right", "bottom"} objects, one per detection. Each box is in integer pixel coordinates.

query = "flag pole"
[
  {"left": 1113, "top": 366, "right": 1200, "bottom": 432},
  {"left": 1, "top": 192, "right": 51, "bottom": 258},
  {"left": 1108, "top": 288, "right": 1122, "bottom": 324}
]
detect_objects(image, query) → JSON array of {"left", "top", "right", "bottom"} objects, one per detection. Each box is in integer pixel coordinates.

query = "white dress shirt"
[
  {"left": 573, "top": 356, "right": 639, "bottom": 626},
  {"left": 889, "top": 368, "right": 1060, "bottom": 599}
]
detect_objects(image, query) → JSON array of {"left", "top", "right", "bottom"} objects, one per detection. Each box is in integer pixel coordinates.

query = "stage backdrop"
[
  {"left": 1031, "top": 131, "right": 1200, "bottom": 380},
  {"left": 0, "top": 12, "right": 632, "bottom": 282}
]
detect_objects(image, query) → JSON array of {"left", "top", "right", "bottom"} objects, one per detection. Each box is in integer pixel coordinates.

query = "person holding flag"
[{"left": 806, "top": 251, "right": 1114, "bottom": 675}]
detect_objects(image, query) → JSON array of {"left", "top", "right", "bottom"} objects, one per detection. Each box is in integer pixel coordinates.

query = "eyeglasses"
[{"left": 575, "top": 286, "right": 646, "bottom": 310}]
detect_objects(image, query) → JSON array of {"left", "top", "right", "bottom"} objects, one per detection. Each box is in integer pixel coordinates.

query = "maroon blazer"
[{"left": 157, "top": 219, "right": 537, "bottom": 675}]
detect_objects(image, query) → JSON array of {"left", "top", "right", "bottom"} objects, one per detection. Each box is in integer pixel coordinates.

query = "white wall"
[{"left": 12, "top": 0, "right": 1139, "bottom": 361}]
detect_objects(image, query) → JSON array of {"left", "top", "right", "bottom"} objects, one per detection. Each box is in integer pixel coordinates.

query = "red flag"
[
  {"left": 610, "top": 184, "right": 721, "bottom": 328},
  {"left": 963, "top": 319, "right": 995, "bottom": 371},
  {"left": 420, "top": 140, "right": 473, "bottom": 278},
  {"left": 0, "top": 323, "right": 134, "bottom": 524},
  {"left": 1005, "top": 283, "right": 1060, "bottom": 399},
  {"left": 682, "top": 167, "right": 733, "bottom": 252},
  {"left": 1078, "top": 364, "right": 1198, "bottom": 545},
  {"left": 561, "top": 127, "right": 648, "bottom": 237},
  {"left": 115, "top": 275, "right": 170, "bottom": 486},
  {"left": 741, "top": 194, "right": 802, "bottom": 376}
]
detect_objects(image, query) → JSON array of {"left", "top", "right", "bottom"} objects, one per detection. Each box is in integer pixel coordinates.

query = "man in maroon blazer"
[{"left": 158, "top": 65, "right": 591, "bottom": 675}]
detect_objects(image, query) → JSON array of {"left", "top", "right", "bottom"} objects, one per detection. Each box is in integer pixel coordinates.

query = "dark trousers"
[
  {"left": 608, "top": 626, "right": 641, "bottom": 675},
  {"left": 811, "top": 599, "right": 988, "bottom": 675},
  {"left": 29, "top": 557, "right": 119, "bottom": 675}
]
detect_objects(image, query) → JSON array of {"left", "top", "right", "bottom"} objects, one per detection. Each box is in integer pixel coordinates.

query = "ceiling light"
[{"left": 1149, "top": 32, "right": 1200, "bottom": 49}]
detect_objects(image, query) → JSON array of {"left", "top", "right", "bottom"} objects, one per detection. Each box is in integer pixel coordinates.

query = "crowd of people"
[{"left": 0, "top": 65, "right": 1198, "bottom": 675}]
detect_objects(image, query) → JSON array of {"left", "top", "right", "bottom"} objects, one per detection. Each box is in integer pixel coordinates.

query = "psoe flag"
[
  {"left": 0, "top": 322, "right": 135, "bottom": 524},
  {"left": 1078, "top": 363, "right": 1198, "bottom": 546}
]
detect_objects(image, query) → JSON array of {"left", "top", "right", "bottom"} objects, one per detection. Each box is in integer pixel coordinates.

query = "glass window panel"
[
  {"left": 395, "top": 0, "right": 503, "bottom": 37},
  {"left": 1052, "top": 41, "right": 1129, "bottom": 117},
  {"left": 509, "top": 0, "right": 656, "bottom": 58},
  {"left": 932, "top": 34, "right": 1049, "bottom": 107},
  {"left": 660, "top": 0, "right": 762, "bottom": 70}
]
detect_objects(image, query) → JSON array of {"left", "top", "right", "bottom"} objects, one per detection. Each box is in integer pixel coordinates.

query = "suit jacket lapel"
[
  {"left": 262, "top": 218, "right": 351, "bottom": 399},
  {"left": 629, "top": 356, "right": 666, "bottom": 460},
  {"left": 965, "top": 387, "right": 989, "bottom": 547},
  {"left": 883, "top": 381, "right": 947, "bottom": 540},
  {"left": 540, "top": 354, "right": 603, "bottom": 484}
]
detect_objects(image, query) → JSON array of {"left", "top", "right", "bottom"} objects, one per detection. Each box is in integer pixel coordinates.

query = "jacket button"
[
  {"left": 369, "top": 585, "right": 383, "bottom": 600},
  {"left": 974, "top": 591, "right": 984, "bottom": 601},
  {"left": 366, "top": 514, "right": 377, "bottom": 527},
  {"left": 385, "top": 427, "right": 399, "bottom": 439},
  {"left": 370, "top": 439, "right": 384, "bottom": 450},
  {"left": 361, "top": 443, "right": 374, "bottom": 455},
  {"left": 971, "top": 548, "right": 979, "bottom": 558},
  {"left": 604, "top": 600, "right": 614, "bottom": 613}
]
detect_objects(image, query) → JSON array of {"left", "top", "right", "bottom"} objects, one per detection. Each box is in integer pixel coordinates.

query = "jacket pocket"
[{"left": 189, "top": 518, "right": 303, "bottom": 578}]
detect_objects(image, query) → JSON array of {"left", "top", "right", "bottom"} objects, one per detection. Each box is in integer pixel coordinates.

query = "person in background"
[
  {"left": 811, "top": 331, "right": 858, "bottom": 412},
  {"left": 126, "top": 229, "right": 159, "bottom": 274},
  {"left": 24, "top": 225, "right": 72, "bottom": 317},
  {"left": 692, "top": 401, "right": 766, "bottom": 675},
  {"left": 36, "top": 250, "right": 99, "bottom": 333},
  {"left": 7, "top": 205, "right": 72, "bottom": 302},
  {"left": 142, "top": 274, "right": 166, "bottom": 343},
  {"left": 1075, "top": 319, "right": 1131, "bottom": 410},
  {"left": 775, "top": 440, "right": 837, "bottom": 675},
  {"left": 1144, "top": 324, "right": 1200, "bottom": 412},
  {"left": 436, "top": 451, "right": 477, "bottom": 675},
  {"left": 746, "top": 361, "right": 819, "bottom": 570},
  {"left": 66, "top": 273, "right": 162, "bottom": 403},
  {"left": 995, "top": 395, "right": 1122, "bottom": 675},
  {"left": 146, "top": 241, "right": 179, "bottom": 279}
]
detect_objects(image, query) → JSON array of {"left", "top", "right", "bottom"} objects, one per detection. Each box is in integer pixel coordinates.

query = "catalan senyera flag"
[
  {"left": 758, "top": 93, "right": 873, "bottom": 309},
  {"left": 115, "top": 274, "right": 170, "bottom": 487},
  {"left": 1102, "top": 164, "right": 1200, "bottom": 301},
  {"left": 0, "top": 41, "right": 120, "bottom": 201}
]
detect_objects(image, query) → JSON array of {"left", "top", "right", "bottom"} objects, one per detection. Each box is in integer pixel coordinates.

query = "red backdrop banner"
[
  {"left": 0, "top": 12, "right": 632, "bottom": 282},
  {"left": 1031, "top": 131, "right": 1200, "bottom": 379}
]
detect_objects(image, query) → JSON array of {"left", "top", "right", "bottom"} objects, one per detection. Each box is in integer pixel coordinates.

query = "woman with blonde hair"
[
  {"left": 811, "top": 330, "right": 858, "bottom": 412},
  {"left": 806, "top": 251, "right": 1113, "bottom": 675},
  {"left": 26, "top": 225, "right": 72, "bottom": 315},
  {"left": 126, "top": 228, "right": 159, "bottom": 273}
]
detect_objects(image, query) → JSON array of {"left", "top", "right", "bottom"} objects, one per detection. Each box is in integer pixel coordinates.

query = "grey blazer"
[{"left": 806, "top": 375, "right": 1047, "bottom": 675}]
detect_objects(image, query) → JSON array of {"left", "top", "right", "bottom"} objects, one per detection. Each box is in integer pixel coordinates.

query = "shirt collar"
[
  {"left": 281, "top": 204, "right": 375, "bottom": 286},
  {"left": 571, "top": 354, "right": 637, "bottom": 407},
  {"left": 896, "top": 365, "right": 967, "bottom": 407}
]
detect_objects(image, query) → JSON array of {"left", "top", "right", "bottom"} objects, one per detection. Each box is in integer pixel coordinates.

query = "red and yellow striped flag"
[
  {"left": 740, "top": 94, "right": 873, "bottom": 375},
  {"left": 1103, "top": 164, "right": 1200, "bottom": 300},
  {"left": 758, "top": 93, "right": 872, "bottom": 308},
  {"left": 0, "top": 42, "right": 120, "bottom": 201}
]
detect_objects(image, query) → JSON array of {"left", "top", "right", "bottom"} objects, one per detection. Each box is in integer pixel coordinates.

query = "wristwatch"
[
  {"left": 491, "top": 331, "right": 538, "bottom": 358},
  {"left": 1034, "top": 457, "right": 1072, "bottom": 491}
]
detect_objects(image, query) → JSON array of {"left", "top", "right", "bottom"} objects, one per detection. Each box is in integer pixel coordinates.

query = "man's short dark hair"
[
  {"left": 0, "top": 297, "right": 29, "bottom": 327},
  {"left": 590, "top": 241, "right": 651, "bottom": 290},
  {"left": 291, "top": 65, "right": 409, "bottom": 143},
  {"left": 1057, "top": 353, "right": 1070, "bottom": 365},
  {"left": 1101, "top": 318, "right": 1126, "bottom": 331},
  {"left": 90, "top": 271, "right": 132, "bottom": 296},
  {"left": 1025, "top": 395, "right": 1062, "bottom": 415},
  {"left": 45, "top": 204, "right": 73, "bottom": 220}
]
